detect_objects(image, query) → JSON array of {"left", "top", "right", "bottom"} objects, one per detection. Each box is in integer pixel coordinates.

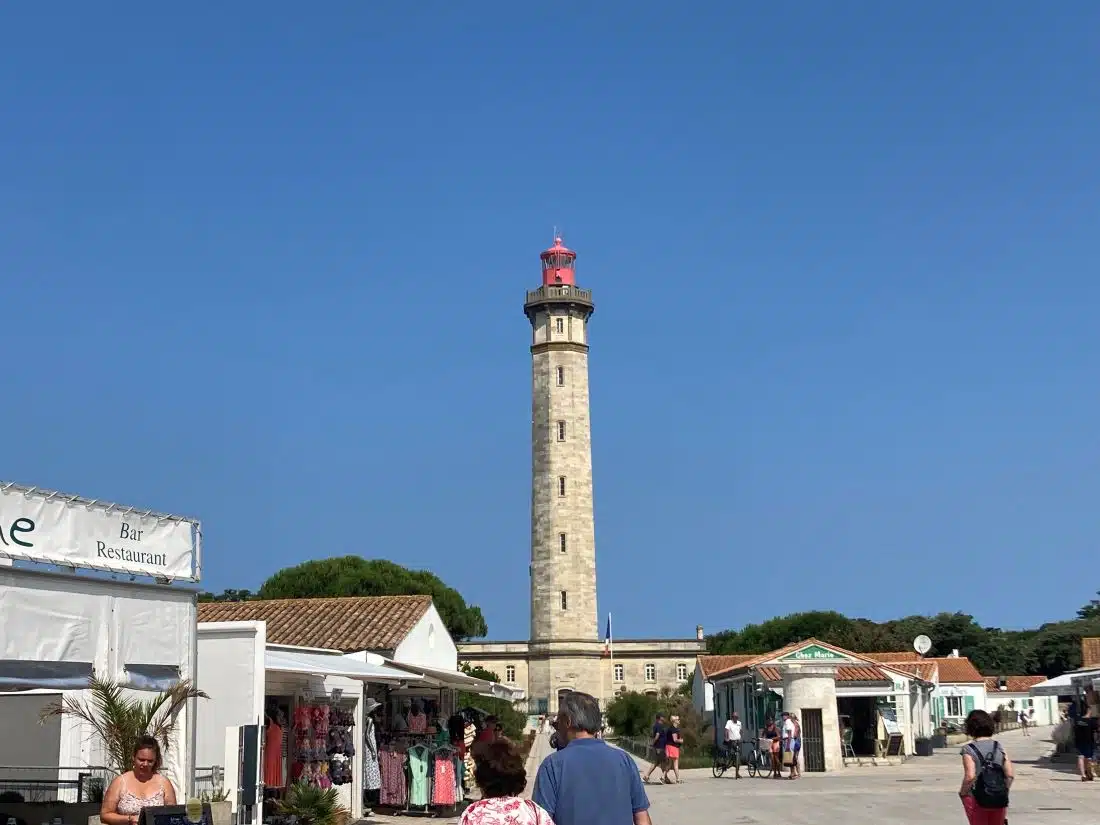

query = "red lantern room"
[{"left": 540, "top": 236, "right": 576, "bottom": 286}]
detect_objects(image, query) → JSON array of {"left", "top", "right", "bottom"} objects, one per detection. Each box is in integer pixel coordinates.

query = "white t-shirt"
[
  {"left": 783, "top": 718, "right": 796, "bottom": 739},
  {"left": 724, "top": 720, "right": 742, "bottom": 742}
]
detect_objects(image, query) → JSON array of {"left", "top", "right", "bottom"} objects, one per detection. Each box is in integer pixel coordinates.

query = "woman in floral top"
[{"left": 459, "top": 739, "right": 554, "bottom": 825}]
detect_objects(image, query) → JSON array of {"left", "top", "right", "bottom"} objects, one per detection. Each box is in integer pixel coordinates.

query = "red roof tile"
[
  {"left": 197, "top": 595, "right": 432, "bottom": 652},
  {"left": 698, "top": 655, "right": 757, "bottom": 677},
  {"left": 1083, "top": 637, "right": 1100, "bottom": 668},
  {"left": 983, "top": 675, "right": 1047, "bottom": 694}
]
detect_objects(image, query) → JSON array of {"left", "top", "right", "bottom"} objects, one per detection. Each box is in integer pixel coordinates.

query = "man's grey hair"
[{"left": 558, "top": 691, "right": 603, "bottom": 735}]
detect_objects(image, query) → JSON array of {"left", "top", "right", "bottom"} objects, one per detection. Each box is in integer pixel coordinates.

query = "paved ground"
[
  {"left": 371, "top": 726, "right": 1096, "bottom": 824},
  {"left": 629, "top": 726, "right": 1097, "bottom": 824}
]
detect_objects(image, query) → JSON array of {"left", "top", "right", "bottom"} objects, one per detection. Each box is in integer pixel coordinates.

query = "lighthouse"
[
  {"left": 456, "top": 236, "right": 704, "bottom": 716},
  {"left": 525, "top": 237, "right": 598, "bottom": 645}
]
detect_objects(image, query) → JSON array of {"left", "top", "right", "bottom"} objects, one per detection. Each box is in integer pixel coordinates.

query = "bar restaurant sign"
[
  {"left": 779, "top": 644, "right": 851, "bottom": 663},
  {"left": 0, "top": 481, "right": 200, "bottom": 582}
]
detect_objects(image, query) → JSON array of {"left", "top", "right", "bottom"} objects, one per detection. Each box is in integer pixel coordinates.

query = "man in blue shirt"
[
  {"left": 641, "top": 713, "right": 667, "bottom": 784},
  {"left": 533, "top": 691, "right": 652, "bottom": 825}
]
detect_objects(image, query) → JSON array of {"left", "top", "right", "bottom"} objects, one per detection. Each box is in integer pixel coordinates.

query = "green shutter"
[
  {"left": 964, "top": 695, "right": 975, "bottom": 714},
  {"left": 936, "top": 697, "right": 945, "bottom": 722}
]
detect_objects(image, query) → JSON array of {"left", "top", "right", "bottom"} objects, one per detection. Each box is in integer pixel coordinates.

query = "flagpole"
[{"left": 608, "top": 613, "right": 614, "bottom": 705}]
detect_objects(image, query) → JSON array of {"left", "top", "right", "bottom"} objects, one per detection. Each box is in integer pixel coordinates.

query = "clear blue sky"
[{"left": 2, "top": 2, "right": 1096, "bottom": 641}]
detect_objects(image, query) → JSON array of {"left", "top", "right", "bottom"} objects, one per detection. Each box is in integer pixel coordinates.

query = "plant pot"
[{"left": 208, "top": 801, "right": 232, "bottom": 825}]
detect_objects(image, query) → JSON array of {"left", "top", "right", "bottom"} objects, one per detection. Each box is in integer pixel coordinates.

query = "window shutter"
[
  {"left": 936, "top": 697, "right": 945, "bottom": 721},
  {"left": 964, "top": 695, "right": 975, "bottom": 714}
]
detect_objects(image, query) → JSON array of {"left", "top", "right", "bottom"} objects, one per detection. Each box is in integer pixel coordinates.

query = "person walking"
[
  {"left": 763, "top": 718, "right": 782, "bottom": 778},
  {"left": 1019, "top": 708, "right": 1029, "bottom": 737},
  {"left": 533, "top": 692, "right": 651, "bottom": 825},
  {"left": 723, "top": 713, "right": 743, "bottom": 779},
  {"left": 664, "top": 716, "right": 683, "bottom": 784},
  {"left": 641, "top": 713, "right": 667, "bottom": 784},
  {"left": 1073, "top": 707, "right": 1097, "bottom": 782},
  {"left": 959, "top": 710, "right": 1013, "bottom": 825},
  {"left": 787, "top": 713, "right": 802, "bottom": 780},
  {"left": 461, "top": 739, "right": 555, "bottom": 825}
]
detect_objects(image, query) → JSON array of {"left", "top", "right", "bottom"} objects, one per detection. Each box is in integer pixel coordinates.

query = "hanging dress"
[
  {"left": 264, "top": 721, "right": 284, "bottom": 787},
  {"left": 407, "top": 746, "right": 430, "bottom": 806},
  {"left": 379, "top": 750, "right": 406, "bottom": 806},
  {"left": 362, "top": 718, "right": 381, "bottom": 792},
  {"left": 431, "top": 752, "right": 457, "bottom": 806}
]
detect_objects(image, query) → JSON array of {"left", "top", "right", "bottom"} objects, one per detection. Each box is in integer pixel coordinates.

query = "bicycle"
[
  {"left": 711, "top": 742, "right": 745, "bottom": 778},
  {"left": 745, "top": 740, "right": 771, "bottom": 778}
]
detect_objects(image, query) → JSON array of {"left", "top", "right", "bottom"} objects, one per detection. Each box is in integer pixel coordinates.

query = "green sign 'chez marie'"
[{"left": 778, "top": 644, "right": 850, "bottom": 663}]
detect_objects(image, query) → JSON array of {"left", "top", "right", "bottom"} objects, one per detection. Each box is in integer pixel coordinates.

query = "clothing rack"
[{"left": 377, "top": 739, "right": 462, "bottom": 817}]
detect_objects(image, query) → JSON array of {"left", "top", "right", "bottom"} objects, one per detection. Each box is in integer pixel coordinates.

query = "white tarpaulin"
[
  {"left": 0, "top": 481, "right": 200, "bottom": 581},
  {"left": 266, "top": 650, "right": 420, "bottom": 683},
  {"left": 1029, "top": 673, "right": 1075, "bottom": 697}
]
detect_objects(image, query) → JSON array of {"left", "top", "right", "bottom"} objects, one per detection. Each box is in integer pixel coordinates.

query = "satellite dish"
[{"left": 913, "top": 635, "right": 932, "bottom": 656}]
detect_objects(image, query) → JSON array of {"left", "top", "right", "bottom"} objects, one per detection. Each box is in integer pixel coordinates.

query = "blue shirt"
[
  {"left": 652, "top": 722, "right": 667, "bottom": 749},
  {"left": 533, "top": 737, "right": 649, "bottom": 825}
]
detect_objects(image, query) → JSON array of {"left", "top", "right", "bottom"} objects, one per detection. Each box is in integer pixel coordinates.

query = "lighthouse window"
[
  {"left": 558, "top": 476, "right": 566, "bottom": 496},
  {"left": 560, "top": 591, "right": 568, "bottom": 610},
  {"left": 556, "top": 366, "right": 565, "bottom": 386},
  {"left": 559, "top": 533, "right": 567, "bottom": 553},
  {"left": 556, "top": 318, "right": 564, "bottom": 334},
  {"left": 557, "top": 421, "right": 566, "bottom": 441}
]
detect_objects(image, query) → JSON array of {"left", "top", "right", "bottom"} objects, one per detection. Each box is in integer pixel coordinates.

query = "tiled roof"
[
  {"left": 886, "top": 661, "right": 938, "bottom": 681},
  {"left": 698, "top": 655, "right": 756, "bottom": 677},
  {"left": 1083, "top": 637, "right": 1100, "bottom": 668},
  {"left": 755, "top": 664, "right": 890, "bottom": 683},
  {"left": 706, "top": 638, "right": 898, "bottom": 681},
  {"left": 926, "top": 657, "right": 985, "bottom": 684},
  {"left": 197, "top": 595, "right": 432, "bottom": 652},
  {"left": 863, "top": 652, "right": 915, "bottom": 662},
  {"left": 983, "top": 676, "right": 1047, "bottom": 694}
]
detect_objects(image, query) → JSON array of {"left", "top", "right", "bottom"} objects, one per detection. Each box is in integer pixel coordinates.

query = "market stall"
[{"left": 196, "top": 622, "right": 420, "bottom": 823}]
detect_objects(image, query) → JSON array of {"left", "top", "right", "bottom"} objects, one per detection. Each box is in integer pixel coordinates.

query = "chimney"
[
  {"left": 950, "top": 649, "right": 959, "bottom": 658},
  {"left": 696, "top": 625, "right": 704, "bottom": 641}
]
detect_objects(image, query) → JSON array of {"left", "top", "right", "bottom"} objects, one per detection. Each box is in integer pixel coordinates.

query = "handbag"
[{"left": 782, "top": 750, "right": 794, "bottom": 766}]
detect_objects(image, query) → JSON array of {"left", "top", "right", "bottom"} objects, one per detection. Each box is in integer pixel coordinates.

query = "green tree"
[
  {"left": 456, "top": 663, "right": 526, "bottom": 740},
  {"left": 258, "top": 557, "right": 488, "bottom": 640},
  {"left": 605, "top": 691, "right": 660, "bottom": 738},
  {"left": 197, "top": 588, "right": 256, "bottom": 602},
  {"left": 1078, "top": 591, "right": 1100, "bottom": 620}
]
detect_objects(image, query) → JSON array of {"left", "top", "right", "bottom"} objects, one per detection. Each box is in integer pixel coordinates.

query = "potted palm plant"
[{"left": 275, "top": 782, "right": 349, "bottom": 825}]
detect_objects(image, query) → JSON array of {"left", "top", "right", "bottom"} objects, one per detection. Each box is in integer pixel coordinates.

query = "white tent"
[{"left": 1029, "top": 673, "right": 1076, "bottom": 697}]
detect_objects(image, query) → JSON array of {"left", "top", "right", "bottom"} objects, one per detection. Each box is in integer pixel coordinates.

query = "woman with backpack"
[{"left": 959, "top": 709, "right": 1014, "bottom": 825}]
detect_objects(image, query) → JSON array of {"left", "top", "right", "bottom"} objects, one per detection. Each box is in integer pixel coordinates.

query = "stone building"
[{"left": 458, "top": 237, "right": 703, "bottom": 713}]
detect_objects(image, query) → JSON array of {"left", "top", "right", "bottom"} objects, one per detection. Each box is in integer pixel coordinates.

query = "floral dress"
[
  {"left": 361, "top": 718, "right": 381, "bottom": 792},
  {"left": 459, "top": 797, "right": 555, "bottom": 825}
]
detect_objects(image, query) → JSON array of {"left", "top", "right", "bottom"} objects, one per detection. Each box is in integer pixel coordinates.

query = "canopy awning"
[
  {"left": 379, "top": 660, "right": 525, "bottom": 700},
  {"left": 1029, "top": 673, "right": 1076, "bottom": 697},
  {"left": 1069, "top": 667, "right": 1100, "bottom": 692},
  {"left": 265, "top": 650, "right": 420, "bottom": 684}
]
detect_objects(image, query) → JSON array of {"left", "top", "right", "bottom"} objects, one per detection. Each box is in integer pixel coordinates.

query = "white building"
[
  {"left": 983, "top": 676, "right": 1058, "bottom": 726},
  {"left": 195, "top": 595, "right": 521, "bottom": 818},
  {"left": 865, "top": 652, "right": 988, "bottom": 725},
  {"left": 696, "top": 639, "right": 936, "bottom": 772}
]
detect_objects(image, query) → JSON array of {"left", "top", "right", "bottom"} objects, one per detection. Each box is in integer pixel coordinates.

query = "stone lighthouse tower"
[
  {"left": 524, "top": 236, "right": 601, "bottom": 707},
  {"left": 455, "top": 237, "right": 705, "bottom": 715}
]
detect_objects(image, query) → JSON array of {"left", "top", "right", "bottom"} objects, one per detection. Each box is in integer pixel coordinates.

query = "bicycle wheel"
[
  {"left": 746, "top": 752, "right": 758, "bottom": 777},
  {"left": 711, "top": 756, "right": 727, "bottom": 778}
]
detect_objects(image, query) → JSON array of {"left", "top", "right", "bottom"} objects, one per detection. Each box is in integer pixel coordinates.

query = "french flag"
[{"left": 603, "top": 613, "right": 612, "bottom": 657}]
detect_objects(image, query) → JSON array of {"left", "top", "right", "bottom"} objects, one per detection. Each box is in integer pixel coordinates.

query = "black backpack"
[{"left": 969, "top": 741, "right": 1009, "bottom": 809}]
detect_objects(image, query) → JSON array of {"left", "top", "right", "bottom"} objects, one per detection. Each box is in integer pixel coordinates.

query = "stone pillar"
[{"left": 780, "top": 664, "right": 843, "bottom": 772}]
